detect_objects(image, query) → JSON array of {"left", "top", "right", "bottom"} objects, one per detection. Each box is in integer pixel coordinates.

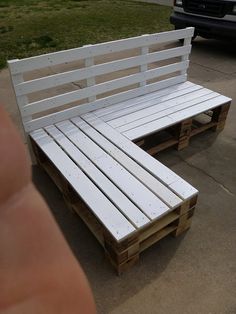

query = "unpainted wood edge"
[
  {"left": 172, "top": 218, "right": 193, "bottom": 237},
  {"left": 211, "top": 101, "right": 231, "bottom": 132}
]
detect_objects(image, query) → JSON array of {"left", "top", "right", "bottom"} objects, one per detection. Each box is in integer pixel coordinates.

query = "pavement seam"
[
  {"left": 175, "top": 154, "right": 235, "bottom": 197},
  {"left": 190, "top": 61, "right": 236, "bottom": 76}
]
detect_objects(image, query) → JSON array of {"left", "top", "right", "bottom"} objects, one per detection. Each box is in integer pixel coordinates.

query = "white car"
[{"left": 170, "top": 0, "right": 236, "bottom": 40}]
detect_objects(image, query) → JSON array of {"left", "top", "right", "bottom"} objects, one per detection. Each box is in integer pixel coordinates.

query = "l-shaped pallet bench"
[{"left": 9, "top": 27, "right": 231, "bottom": 274}]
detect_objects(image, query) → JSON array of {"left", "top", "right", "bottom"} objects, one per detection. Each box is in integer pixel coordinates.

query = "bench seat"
[
  {"left": 94, "top": 81, "right": 231, "bottom": 141},
  {"left": 30, "top": 115, "right": 198, "bottom": 242}
]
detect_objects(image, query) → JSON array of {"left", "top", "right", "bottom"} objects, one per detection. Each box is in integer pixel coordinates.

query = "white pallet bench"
[{"left": 8, "top": 27, "right": 231, "bottom": 273}]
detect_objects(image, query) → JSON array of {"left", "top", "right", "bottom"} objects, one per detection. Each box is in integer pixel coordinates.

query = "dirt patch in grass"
[{"left": 0, "top": 0, "right": 172, "bottom": 69}]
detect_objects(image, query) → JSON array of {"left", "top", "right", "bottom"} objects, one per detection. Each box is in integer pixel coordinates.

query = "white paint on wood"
[
  {"left": 30, "top": 128, "right": 136, "bottom": 241},
  {"left": 8, "top": 29, "right": 205, "bottom": 135},
  {"left": 105, "top": 84, "right": 203, "bottom": 126},
  {"left": 14, "top": 45, "right": 191, "bottom": 97},
  {"left": 7, "top": 62, "right": 31, "bottom": 126},
  {"left": 81, "top": 113, "right": 198, "bottom": 199},
  {"left": 118, "top": 91, "right": 217, "bottom": 133},
  {"left": 123, "top": 94, "right": 231, "bottom": 140},
  {"left": 9, "top": 28, "right": 194, "bottom": 74},
  {"left": 139, "top": 44, "right": 149, "bottom": 87},
  {"left": 95, "top": 81, "right": 194, "bottom": 118},
  {"left": 169, "top": 95, "right": 231, "bottom": 122},
  {"left": 55, "top": 120, "right": 171, "bottom": 220},
  {"left": 181, "top": 36, "right": 192, "bottom": 75},
  {"left": 22, "top": 60, "right": 189, "bottom": 117},
  {"left": 113, "top": 89, "right": 216, "bottom": 132},
  {"left": 169, "top": 178, "right": 198, "bottom": 200},
  {"left": 24, "top": 75, "right": 187, "bottom": 132},
  {"left": 44, "top": 124, "right": 150, "bottom": 229},
  {"left": 71, "top": 116, "right": 182, "bottom": 208},
  {"left": 85, "top": 49, "right": 96, "bottom": 103}
]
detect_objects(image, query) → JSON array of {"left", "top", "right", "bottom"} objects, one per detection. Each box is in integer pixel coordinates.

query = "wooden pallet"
[
  {"left": 135, "top": 102, "right": 230, "bottom": 156},
  {"left": 32, "top": 139, "right": 197, "bottom": 275}
]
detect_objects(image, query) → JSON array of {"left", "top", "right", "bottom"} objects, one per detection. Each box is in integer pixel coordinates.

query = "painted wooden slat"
[
  {"left": 23, "top": 61, "right": 189, "bottom": 117},
  {"left": 81, "top": 113, "right": 198, "bottom": 199},
  {"left": 181, "top": 36, "right": 192, "bottom": 75},
  {"left": 139, "top": 44, "right": 149, "bottom": 87},
  {"left": 123, "top": 95, "right": 231, "bottom": 141},
  {"left": 7, "top": 63, "right": 31, "bottom": 128},
  {"left": 24, "top": 75, "right": 187, "bottom": 132},
  {"left": 95, "top": 81, "right": 194, "bottom": 118},
  {"left": 9, "top": 28, "right": 194, "bottom": 74},
  {"left": 169, "top": 178, "right": 198, "bottom": 200},
  {"left": 56, "top": 120, "right": 170, "bottom": 220},
  {"left": 30, "top": 128, "right": 136, "bottom": 241},
  {"left": 14, "top": 45, "right": 191, "bottom": 97},
  {"left": 117, "top": 91, "right": 218, "bottom": 133},
  {"left": 44, "top": 125, "right": 150, "bottom": 229},
  {"left": 110, "top": 88, "right": 212, "bottom": 130},
  {"left": 104, "top": 84, "right": 202, "bottom": 125},
  {"left": 71, "top": 116, "right": 182, "bottom": 208},
  {"left": 85, "top": 48, "right": 96, "bottom": 102},
  {"left": 169, "top": 95, "right": 231, "bottom": 122}
]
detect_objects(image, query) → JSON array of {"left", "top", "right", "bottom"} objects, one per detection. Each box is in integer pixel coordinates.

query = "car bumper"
[{"left": 170, "top": 12, "right": 236, "bottom": 39}]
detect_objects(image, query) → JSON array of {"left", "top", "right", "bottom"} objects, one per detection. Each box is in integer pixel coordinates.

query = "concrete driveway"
[{"left": 1, "top": 36, "right": 236, "bottom": 314}]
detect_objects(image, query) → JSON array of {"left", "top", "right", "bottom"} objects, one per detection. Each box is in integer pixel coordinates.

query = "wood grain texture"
[{"left": 8, "top": 28, "right": 195, "bottom": 132}]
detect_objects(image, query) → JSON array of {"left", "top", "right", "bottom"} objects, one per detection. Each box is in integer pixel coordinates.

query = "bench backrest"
[{"left": 8, "top": 27, "right": 194, "bottom": 134}]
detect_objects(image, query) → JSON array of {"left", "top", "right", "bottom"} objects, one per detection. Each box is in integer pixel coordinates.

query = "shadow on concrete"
[
  {"left": 157, "top": 130, "right": 218, "bottom": 167},
  {"left": 156, "top": 128, "right": 236, "bottom": 196},
  {"left": 189, "top": 37, "right": 236, "bottom": 82},
  {"left": 192, "top": 37, "right": 236, "bottom": 58},
  {"left": 32, "top": 165, "right": 185, "bottom": 313}
]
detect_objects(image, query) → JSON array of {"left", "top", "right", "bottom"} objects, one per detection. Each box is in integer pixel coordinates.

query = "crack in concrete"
[
  {"left": 177, "top": 155, "right": 235, "bottom": 197},
  {"left": 190, "top": 60, "right": 236, "bottom": 76}
]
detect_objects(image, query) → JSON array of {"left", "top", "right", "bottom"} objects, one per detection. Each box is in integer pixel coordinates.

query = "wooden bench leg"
[
  {"left": 173, "top": 217, "right": 193, "bottom": 237},
  {"left": 176, "top": 195, "right": 198, "bottom": 216},
  {"left": 177, "top": 118, "right": 192, "bottom": 151},
  {"left": 172, "top": 207, "right": 195, "bottom": 237},
  {"left": 104, "top": 234, "right": 140, "bottom": 275},
  {"left": 172, "top": 195, "right": 197, "bottom": 237},
  {"left": 212, "top": 103, "right": 230, "bottom": 132}
]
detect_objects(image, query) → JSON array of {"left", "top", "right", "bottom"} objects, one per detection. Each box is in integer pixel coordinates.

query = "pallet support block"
[
  {"left": 177, "top": 118, "right": 192, "bottom": 151},
  {"left": 212, "top": 102, "right": 230, "bottom": 132},
  {"left": 172, "top": 207, "right": 195, "bottom": 237},
  {"left": 177, "top": 194, "right": 198, "bottom": 215},
  {"left": 104, "top": 234, "right": 140, "bottom": 275}
]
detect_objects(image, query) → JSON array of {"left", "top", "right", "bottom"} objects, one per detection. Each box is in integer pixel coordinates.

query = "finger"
[
  {"left": 0, "top": 104, "right": 31, "bottom": 204},
  {"left": 0, "top": 105, "right": 96, "bottom": 313}
]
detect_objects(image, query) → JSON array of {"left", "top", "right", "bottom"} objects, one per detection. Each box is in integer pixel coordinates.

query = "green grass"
[{"left": 0, "top": 0, "right": 172, "bottom": 69}]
